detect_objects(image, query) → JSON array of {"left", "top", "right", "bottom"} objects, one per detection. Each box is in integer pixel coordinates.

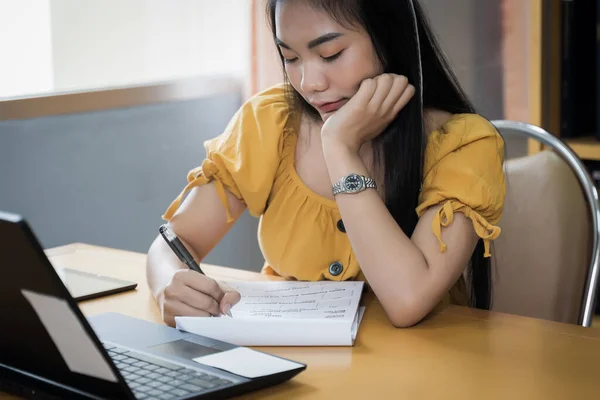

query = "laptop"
[{"left": 0, "top": 211, "right": 306, "bottom": 399}]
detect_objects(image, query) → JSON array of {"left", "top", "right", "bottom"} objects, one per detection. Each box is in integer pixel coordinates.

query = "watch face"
[{"left": 344, "top": 174, "right": 364, "bottom": 192}]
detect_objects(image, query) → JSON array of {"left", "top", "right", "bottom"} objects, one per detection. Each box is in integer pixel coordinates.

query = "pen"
[{"left": 159, "top": 224, "right": 233, "bottom": 317}]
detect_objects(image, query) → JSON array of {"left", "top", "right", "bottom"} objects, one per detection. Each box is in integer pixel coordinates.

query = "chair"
[{"left": 490, "top": 120, "right": 600, "bottom": 327}]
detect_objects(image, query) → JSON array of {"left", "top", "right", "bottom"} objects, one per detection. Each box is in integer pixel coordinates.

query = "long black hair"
[{"left": 266, "top": 0, "right": 491, "bottom": 309}]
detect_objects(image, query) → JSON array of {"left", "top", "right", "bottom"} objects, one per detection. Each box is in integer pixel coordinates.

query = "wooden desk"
[{"left": 4, "top": 244, "right": 600, "bottom": 399}]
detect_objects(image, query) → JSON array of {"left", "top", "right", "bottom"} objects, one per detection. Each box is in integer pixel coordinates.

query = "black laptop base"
[
  {"left": 0, "top": 362, "right": 104, "bottom": 400},
  {"left": 1, "top": 355, "right": 303, "bottom": 400}
]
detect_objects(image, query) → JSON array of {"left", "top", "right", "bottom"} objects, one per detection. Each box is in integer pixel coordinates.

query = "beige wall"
[
  {"left": 1, "top": 0, "right": 251, "bottom": 99},
  {"left": 0, "top": 0, "right": 54, "bottom": 98},
  {"left": 501, "top": 0, "right": 532, "bottom": 124},
  {"left": 251, "top": 0, "right": 284, "bottom": 95},
  {"left": 50, "top": 0, "right": 251, "bottom": 94}
]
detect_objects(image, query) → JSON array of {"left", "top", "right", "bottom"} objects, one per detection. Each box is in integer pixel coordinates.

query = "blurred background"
[{"left": 0, "top": 0, "right": 596, "bottom": 272}]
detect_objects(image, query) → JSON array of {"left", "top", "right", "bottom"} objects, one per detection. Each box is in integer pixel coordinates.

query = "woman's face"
[{"left": 275, "top": 1, "right": 383, "bottom": 121}]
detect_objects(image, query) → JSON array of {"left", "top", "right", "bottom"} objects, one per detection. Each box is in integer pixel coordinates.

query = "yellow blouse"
[{"left": 163, "top": 84, "right": 506, "bottom": 306}]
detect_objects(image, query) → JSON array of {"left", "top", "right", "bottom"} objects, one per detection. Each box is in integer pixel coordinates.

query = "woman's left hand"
[{"left": 321, "top": 73, "right": 415, "bottom": 153}]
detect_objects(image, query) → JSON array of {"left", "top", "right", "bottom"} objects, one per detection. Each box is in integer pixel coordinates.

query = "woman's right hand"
[{"left": 157, "top": 269, "right": 241, "bottom": 327}]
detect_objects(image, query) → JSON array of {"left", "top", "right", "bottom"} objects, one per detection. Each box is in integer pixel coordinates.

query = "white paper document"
[
  {"left": 193, "top": 347, "right": 304, "bottom": 378},
  {"left": 21, "top": 290, "right": 118, "bottom": 382},
  {"left": 176, "top": 281, "right": 365, "bottom": 346}
]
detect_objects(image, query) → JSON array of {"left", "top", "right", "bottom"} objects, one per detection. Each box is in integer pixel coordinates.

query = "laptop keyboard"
[{"left": 103, "top": 343, "right": 234, "bottom": 400}]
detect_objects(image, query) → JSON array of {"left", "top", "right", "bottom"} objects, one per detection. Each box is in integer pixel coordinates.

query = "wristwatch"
[{"left": 332, "top": 173, "right": 377, "bottom": 196}]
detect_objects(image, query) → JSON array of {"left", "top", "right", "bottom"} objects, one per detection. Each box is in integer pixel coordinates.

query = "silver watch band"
[
  {"left": 364, "top": 177, "right": 377, "bottom": 188},
  {"left": 332, "top": 174, "right": 377, "bottom": 196}
]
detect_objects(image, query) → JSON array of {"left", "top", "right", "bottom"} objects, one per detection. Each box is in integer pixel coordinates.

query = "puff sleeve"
[
  {"left": 415, "top": 115, "right": 506, "bottom": 257},
  {"left": 162, "top": 84, "right": 292, "bottom": 222}
]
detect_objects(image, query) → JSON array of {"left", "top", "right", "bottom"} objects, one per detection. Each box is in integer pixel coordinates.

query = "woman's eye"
[
  {"left": 284, "top": 57, "right": 298, "bottom": 64},
  {"left": 322, "top": 50, "right": 344, "bottom": 63}
]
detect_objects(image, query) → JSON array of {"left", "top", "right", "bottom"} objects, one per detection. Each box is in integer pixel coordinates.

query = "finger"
[
  {"left": 162, "top": 282, "right": 221, "bottom": 316},
  {"left": 220, "top": 289, "right": 242, "bottom": 316},
  {"left": 163, "top": 300, "right": 212, "bottom": 326},
  {"left": 382, "top": 75, "right": 409, "bottom": 112},
  {"left": 178, "top": 285, "right": 221, "bottom": 316},
  {"left": 218, "top": 281, "right": 241, "bottom": 314},
  {"left": 352, "top": 78, "right": 378, "bottom": 105},
  {"left": 177, "top": 270, "right": 225, "bottom": 302},
  {"left": 368, "top": 74, "right": 394, "bottom": 108},
  {"left": 217, "top": 281, "right": 237, "bottom": 292},
  {"left": 391, "top": 84, "right": 416, "bottom": 116}
]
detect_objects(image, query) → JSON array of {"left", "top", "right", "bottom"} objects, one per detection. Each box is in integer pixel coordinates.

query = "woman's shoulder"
[
  {"left": 426, "top": 111, "right": 498, "bottom": 139},
  {"left": 244, "top": 83, "right": 290, "bottom": 117},
  {"left": 215, "top": 83, "right": 293, "bottom": 145},
  {"left": 424, "top": 112, "right": 503, "bottom": 164}
]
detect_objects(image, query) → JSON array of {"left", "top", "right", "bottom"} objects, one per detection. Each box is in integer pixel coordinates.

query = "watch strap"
[{"left": 332, "top": 174, "right": 376, "bottom": 196}]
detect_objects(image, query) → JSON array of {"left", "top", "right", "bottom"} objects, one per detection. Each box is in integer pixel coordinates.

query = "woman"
[{"left": 147, "top": 0, "right": 506, "bottom": 328}]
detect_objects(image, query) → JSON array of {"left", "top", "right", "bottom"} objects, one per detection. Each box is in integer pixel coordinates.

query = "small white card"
[{"left": 193, "top": 347, "right": 304, "bottom": 379}]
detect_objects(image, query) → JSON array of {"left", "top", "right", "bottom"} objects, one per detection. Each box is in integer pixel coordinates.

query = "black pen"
[{"left": 159, "top": 224, "right": 233, "bottom": 317}]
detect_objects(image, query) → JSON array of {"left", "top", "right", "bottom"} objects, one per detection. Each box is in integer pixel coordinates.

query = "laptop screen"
[{"left": 0, "top": 212, "right": 128, "bottom": 398}]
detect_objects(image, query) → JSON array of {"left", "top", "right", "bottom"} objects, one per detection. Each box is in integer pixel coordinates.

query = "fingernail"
[{"left": 223, "top": 304, "right": 231, "bottom": 315}]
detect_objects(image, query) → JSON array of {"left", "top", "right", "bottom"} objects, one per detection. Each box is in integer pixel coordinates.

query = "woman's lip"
[{"left": 317, "top": 99, "right": 347, "bottom": 114}]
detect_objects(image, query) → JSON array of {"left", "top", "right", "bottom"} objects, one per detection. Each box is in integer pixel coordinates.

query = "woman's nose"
[{"left": 300, "top": 63, "right": 327, "bottom": 93}]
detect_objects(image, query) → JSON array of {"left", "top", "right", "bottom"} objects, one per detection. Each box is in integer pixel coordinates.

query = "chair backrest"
[{"left": 490, "top": 120, "right": 600, "bottom": 326}]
